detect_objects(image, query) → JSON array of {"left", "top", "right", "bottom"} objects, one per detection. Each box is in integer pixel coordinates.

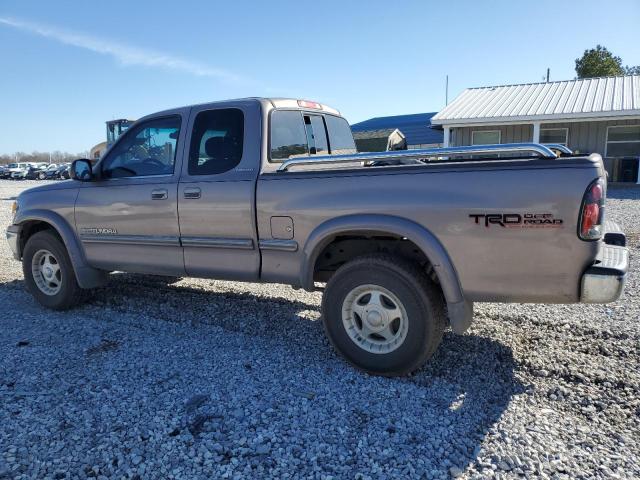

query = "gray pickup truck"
[{"left": 6, "top": 98, "right": 629, "bottom": 375}]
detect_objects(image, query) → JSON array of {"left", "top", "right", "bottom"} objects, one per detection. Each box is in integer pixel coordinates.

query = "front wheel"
[
  {"left": 23, "top": 231, "right": 84, "bottom": 310},
  {"left": 322, "top": 254, "right": 446, "bottom": 376},
  {"left": 38, "top": 172, "right": 46, "bottom": 180}
]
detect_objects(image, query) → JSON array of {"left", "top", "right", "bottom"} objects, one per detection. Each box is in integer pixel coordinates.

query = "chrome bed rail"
[
  {"left": 543, "top": 144, "right": 573, "bottom": 154},
  {"left": 277, "top": 143, "right": 559, "bottom": 172}
]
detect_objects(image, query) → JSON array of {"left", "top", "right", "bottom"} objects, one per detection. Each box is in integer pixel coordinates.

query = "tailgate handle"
[
  {"left": 151, "top": 189, "right": 168, "bottom": 200},
  {"left": 183, "top": 187, "right": 201, "bottom": 199}
]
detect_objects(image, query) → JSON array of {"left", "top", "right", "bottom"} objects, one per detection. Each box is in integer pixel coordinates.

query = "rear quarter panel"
[{"left": 257, "top": 161, "right": 601, "bottom": 303}]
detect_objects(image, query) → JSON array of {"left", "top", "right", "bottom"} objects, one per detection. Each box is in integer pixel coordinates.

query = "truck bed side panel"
[{"left": 256, "top": 161, "right": 600, "bottom": 303}]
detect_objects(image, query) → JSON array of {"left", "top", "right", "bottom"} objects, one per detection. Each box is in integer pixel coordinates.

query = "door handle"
[
  {"left": 151, "top": 189, "right": 168, "bottom": 200},
  {"left": 183, "top": 187, "right": 201, "bottom": 199}
]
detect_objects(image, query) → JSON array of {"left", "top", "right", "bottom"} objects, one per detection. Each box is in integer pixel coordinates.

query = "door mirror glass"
[{"left": 70, "top": 159, "right": 93, "bottom": 181}]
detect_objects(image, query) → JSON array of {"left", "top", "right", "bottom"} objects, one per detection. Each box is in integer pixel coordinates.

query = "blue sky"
[{"left": 0, "top": 0, "right": 638, "bottom": 154}]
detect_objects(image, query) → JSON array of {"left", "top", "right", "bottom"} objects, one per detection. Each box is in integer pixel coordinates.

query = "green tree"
[
  {"left": 625, "top": 65, "right": 640, "bottom": 75},
  {"left": 575, "top": 45, "right": 624, "bottom": 78}
]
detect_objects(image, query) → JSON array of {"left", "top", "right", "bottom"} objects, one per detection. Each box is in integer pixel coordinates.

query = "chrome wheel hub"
[
  {"left": 341, "top": 284, "right": 408, "bottom": 354},
  {"left": 31, "top": 249, "right": 62, "bottom": 296}
]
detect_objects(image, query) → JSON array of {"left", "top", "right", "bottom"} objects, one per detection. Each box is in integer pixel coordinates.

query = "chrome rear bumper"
[
  {"left": 603, "top": 220, "right": 626, "bottom": 247},
  {"left": 580, "top": 227, "right": 628, "bottom": 304}
]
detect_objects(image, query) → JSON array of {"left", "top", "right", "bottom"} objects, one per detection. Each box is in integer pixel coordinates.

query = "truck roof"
[
  {"left": 146, "top": 97, "right": 342, "bottom": 120},
  {"left": 263, "top": 98, "right": 341, "bottom": 116}
]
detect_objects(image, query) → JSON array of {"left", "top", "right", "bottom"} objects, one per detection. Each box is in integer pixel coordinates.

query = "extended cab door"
[
  {"left": 75, "top": 111, "right": 187, "bottom": 275},
  {"left": 177, "top": 101, "right": 261, "bottom": 280}
]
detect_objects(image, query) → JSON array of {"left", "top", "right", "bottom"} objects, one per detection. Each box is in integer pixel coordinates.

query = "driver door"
[{"left": 75, "top": 110, "right": 188, "bottom": 275}]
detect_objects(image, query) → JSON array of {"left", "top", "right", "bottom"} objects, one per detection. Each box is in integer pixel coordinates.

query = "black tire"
[
  {"left": 22, "top": 230, "right": 84, "bottom": 310},
  {"left": 322, "top": 254, "right": 446, "bottom": 376},
  {"left": 38, "top": 172, "right": 46, "bottom": 180}
]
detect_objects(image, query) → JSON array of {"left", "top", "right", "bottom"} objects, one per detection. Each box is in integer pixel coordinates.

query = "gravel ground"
[{"left": 0, "top": 179, "right": 638, "bottom": 480}]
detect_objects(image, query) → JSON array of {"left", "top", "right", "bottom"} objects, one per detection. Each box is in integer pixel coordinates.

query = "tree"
[
  {"left": 625, "top": 65, "right": 640, "bottom": 75},
  {"left": 575, "top": 45, "right": 624, "bottom": 78},
  {"left": 0, "top": 150, "right": 89, "bottom": 165}
]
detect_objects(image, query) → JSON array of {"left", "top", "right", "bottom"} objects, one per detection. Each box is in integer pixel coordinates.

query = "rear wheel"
[
  {"left": 38, "top": 172, "right": 46, "bottom": 180},
  {"left": 322, "top": 254, "right": 446, "bottom": 376},
  {"left": 23, "top": 231, "right": 84, "bottom": 310}
]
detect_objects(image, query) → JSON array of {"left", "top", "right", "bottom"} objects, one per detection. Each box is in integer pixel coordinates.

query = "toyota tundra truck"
[{"left": 6, "top": 98, "right": 629, "bottom": 376}]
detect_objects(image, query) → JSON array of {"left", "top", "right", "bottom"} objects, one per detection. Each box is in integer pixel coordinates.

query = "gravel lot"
[{"left": 0, "top": 179, "right": 638, "bottom": 480}]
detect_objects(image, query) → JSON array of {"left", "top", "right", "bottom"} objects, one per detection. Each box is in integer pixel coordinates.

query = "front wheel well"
[
  {"left": 313, "top": 234, "right": 440, "bottom": 286},
  {"left": 19, "top": 221, "right": 62, "bottom": 256}
]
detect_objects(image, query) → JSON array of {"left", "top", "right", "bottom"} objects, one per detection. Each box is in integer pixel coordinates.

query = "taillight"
[{"left": 579, "top": 178, "right": 605, "bottom": 240}]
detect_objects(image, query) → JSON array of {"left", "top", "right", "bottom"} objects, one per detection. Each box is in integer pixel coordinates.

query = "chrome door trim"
[
  {"left": 180, "top": 237, "right": 255, "bottom": 249},
  {"left": 258, "top": 239, "right": 298, "bottom": 252},
  {"left": 80, "top": 234, "right": 180, "bottom": 246},
  {"left": 100, "top": 173, "right": 175, "bottom": 182}
]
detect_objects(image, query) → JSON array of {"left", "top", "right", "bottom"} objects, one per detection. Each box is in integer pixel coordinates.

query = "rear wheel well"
[
  {"left": 313, "top": 234, "right": 440, "bottom": 286},
  {"left": 19, "top": 221, "right": 61, "bottom": 256}
]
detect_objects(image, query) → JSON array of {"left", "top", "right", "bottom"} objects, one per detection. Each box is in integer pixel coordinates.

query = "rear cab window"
[
  {"left": 325, "top": 115, "right": 357, "bottom": 154},
  {"left": 269, "top": 109, "right": 356, "bottom": 162}
]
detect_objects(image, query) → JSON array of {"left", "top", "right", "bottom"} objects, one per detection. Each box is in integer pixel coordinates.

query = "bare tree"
[{"left": 0, "top": 151, "right": 89, "bottom": 165}]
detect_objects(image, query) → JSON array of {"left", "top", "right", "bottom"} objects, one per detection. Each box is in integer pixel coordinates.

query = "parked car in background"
[
  {"left": 57, "top": 164, "right": 71, "bottom": 179},
  {"left": 10, "top": 163, "right": 34, "bottom": 180},
  {"left": 25, "top": 164, "right": 49, "bottom": 180},
  {"left": 36, "top": 164, "right": 59, "bottom": 180},
  {"left": 0, "top": 165, "right": 7, "bottom": 179},
  {"left": 6, "top": 162, "right": 31, "bottom": 179}
]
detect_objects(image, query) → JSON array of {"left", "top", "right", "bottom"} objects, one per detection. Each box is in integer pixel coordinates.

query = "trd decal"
[
  {"left": 469, "top": 213, "right": 563, "bottom": 228},
  {"left": 79, "top": 227, "right": 118, "bottom": 235}
]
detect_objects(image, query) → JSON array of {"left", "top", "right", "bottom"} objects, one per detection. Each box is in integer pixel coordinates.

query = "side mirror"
[{"left": 70, "top": 159, "right": 94, "bottom": 182}]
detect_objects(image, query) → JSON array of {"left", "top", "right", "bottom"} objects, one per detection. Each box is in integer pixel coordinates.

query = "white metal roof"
[{"left": 432, "top": 75, "right": 640, "bottom": 125}]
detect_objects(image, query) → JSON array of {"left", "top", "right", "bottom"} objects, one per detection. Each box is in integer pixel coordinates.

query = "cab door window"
[
  {"left": 188, "top": 108, "right": 244, "bottom": 175},
  {"left": 101, "top": 116, "right": 181, "bottom": 179}
]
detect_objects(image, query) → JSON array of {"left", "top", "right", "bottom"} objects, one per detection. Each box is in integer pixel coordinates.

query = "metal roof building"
[
  {"left": 351, "top": 112, "right": 443, "bottom": 150},
  {"left": 431, "top": 75, "right": 640, "bottom": 182},
  {"left": 432, "top": 75, "right": 640, "bottom": 125}
]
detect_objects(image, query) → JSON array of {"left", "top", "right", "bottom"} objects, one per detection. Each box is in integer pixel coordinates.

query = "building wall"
[
  {"left": 407, "top": 143, "right": 442, "bottom": 149},
  {"left": 450, "top": 119, "right": 639, "bottom": 154},
  {"left": 450, "top": 124, "right": 533, "bottom": 146},
  {"left": 544, "top": 119, "right": 639, "bottom": 155},
  {"left": 354, "top": 137, "right": 390, "bottom": 152},
  {"left": 450, "top": 118, "right": 640, "bottom": 181}
]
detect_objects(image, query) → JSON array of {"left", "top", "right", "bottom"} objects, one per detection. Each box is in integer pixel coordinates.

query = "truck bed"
[{"left": 257, "top": 153, "right": 605, "bottom": 303}]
